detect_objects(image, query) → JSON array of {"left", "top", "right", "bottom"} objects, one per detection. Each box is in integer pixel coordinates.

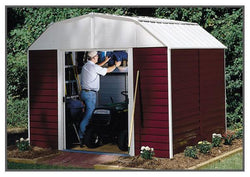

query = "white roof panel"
[
  {"left": 140, "top": 22, "right": 226, "bottom": 49},
  {"left": 29, "top": 13, "right": 226, "bottom": 50}
]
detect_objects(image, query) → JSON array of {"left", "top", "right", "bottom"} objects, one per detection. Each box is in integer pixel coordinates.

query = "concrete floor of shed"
[{"left": 70, "top": 143, "right": 128, "bottom": 154}]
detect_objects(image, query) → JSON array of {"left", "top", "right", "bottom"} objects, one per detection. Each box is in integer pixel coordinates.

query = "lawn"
[
  {"left": 200, "top": 151, "right": 243, "bottom": 170},
  {"left": 7, "top": 152, "right": 243, "bottom": 170},
  {"left": 7, "top": 162, "right": 92, "bottom": 170}
]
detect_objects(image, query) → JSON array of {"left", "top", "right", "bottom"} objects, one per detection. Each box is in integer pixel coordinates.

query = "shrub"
[
  {"left": 7, "top": 53, "right": 27, "bottom": 99},
  {"left": 222, "top": 131, "right": 235, "bottom": 145},
  {"left": 197, "top": 140, "right": 212, "bottom": 154},
  {"left": 7, "top": 97, "right": 28, "bottom": 128},
  {"left": 140, "top": 146, "right": 155, "bottom": 160},
  {"left": 212, "top": 133, "right": 222, "bottom": 147},
  {"left": 235, "top": 128, "right": 243, "bottom": 139},
  {"left": 16, "top": 137, "right": 30, "bottom": 151},
  {"left": 184, "top": 146, "right": 198, "bottom": 159}
]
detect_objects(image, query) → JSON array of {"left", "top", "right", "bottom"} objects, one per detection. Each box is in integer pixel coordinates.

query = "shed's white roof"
[{"left": 29, "top": 13, "right": 226, "bottom": 50}]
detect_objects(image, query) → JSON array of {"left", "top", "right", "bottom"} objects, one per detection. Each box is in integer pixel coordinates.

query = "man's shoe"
[{"left": 80, "top": 138, "right": 84, "bottom": 148}]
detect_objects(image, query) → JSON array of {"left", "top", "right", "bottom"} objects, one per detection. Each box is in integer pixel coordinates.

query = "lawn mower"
[{"left": 84, "top": 91, "right": 128, "bottom": 151}]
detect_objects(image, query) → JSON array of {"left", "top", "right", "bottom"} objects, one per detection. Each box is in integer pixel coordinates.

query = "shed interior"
[{"left": 64, "top": 50, "right": 129, "bottom": 155}]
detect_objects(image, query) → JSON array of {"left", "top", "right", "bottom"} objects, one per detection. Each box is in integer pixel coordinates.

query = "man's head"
[{"left": 88, "top": 51, "right": 98, "bottom": 63}]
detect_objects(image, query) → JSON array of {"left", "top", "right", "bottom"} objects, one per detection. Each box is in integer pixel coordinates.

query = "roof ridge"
[
  {"left": 136, "top": 17, "right": 198, "bottom": 25},
  {"left": 92, "top": 13, "right": 198, "bottom": 25},
  {"left": 52, "top": 12, "right": 197, "bottom": 26}
]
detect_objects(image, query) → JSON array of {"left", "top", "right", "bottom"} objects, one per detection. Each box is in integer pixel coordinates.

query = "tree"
[{"left": 155, "top": 7, "right": 243, "bottom": 128}]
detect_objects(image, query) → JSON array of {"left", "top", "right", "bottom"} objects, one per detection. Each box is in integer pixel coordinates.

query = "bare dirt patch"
[
  {"left": 104, "top": 139, "right": 243, "bottom": 170},
  {"left": 7, "top": 146, "right": 59, "bottom": 159}
]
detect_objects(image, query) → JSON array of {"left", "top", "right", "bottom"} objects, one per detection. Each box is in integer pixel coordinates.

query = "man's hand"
[
  {"left": 104, "top": 56, "right": 111, "bottom": 62},
  {"left": 98, "top": 56, "right": 111, "bottom": 67},
  {"left": 115, "top": 61, "right": 122, "bottom": 67},
  {"left": 107, "top": 61, "right": 122, "bottom": 73}
]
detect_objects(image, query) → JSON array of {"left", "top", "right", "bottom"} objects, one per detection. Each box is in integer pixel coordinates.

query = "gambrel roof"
[{"left": 29, "top": 12, "right": 226, "bottom": 50}]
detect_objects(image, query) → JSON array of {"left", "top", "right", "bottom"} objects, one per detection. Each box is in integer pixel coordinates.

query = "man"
[{"left": 79, "top": 51, "right": 121, "bottom": 147}]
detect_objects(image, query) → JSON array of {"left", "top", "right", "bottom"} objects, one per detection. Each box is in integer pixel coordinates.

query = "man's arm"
[
  {"left": 107, "top": 61, "right": 122, "bottom": 73},
  {"left": 98, "top": 56, "right": 110, "bottom": 67}
]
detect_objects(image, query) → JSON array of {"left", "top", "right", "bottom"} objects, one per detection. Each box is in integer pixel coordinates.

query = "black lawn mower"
[{"left": 84, "top": 91, "right": 128, "bottom": 151}]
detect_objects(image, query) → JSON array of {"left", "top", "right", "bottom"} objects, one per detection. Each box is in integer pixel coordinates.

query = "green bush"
[
  {"left": 235, "top": 128, "right": 243, "bottom": 139},
  {"left": 222, "top": 131, "right": 235, "bottom": 145},
  {"left": 197, "top": 141, "right": 212, "bottom": 154},
  {"left": 16, "top": 137, "right": 30, "bottom": 151},
  {"left": 140, "top": 146, "right": 155, "bottom": 160},
  {"left": 7, "top": 97, "right": 28, "bottom": 128},
  {"left": 184, "top": 146, "right": 198, "bottom": 159},
  {"left": 7, "top": 53, "right": 27, "bottom": 99},
  {"left": 212, "top": 133, "right": 223, "bottom": 147}
]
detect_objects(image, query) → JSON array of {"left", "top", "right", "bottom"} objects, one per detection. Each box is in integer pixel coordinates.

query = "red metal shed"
[{"left": 28, "top": 13, "right": 226, "bottom": 158}]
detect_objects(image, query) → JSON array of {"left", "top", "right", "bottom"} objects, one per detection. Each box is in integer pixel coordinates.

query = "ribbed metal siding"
[
  {"left": 171, "top": 49, "right": 201, "bottom": 154},
  {"left": 133, "top": 47, "right": 169, "bottom": 158},
  {"left": 199, "top": 49, "right": 225, "bottom": 140},
  {"left": 171, "top": 49, "right": 225, "bottom": 154},
  {"left": 29, "top": 50, "right": 58, "bottom": 148},
  {"left": 140, "top": 22, "right": 226, "bottom": 49}
]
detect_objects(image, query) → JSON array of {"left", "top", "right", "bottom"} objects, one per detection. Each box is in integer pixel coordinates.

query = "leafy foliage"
[
  {"left": 197, "top": 140, "right": 212, "bottom": 154},
  {"left": 140, "top": 146, "right": 155, "bottom": 160},
  {"left": 7, "top": 97, "right": 28, "bottom": 128},
  {"left": 16, "top": 138, "right": 30, "bottom": 151},
  {"left": 184, "top": 146, "right": 198, "bottom": 159},
  {"left": 7, "top": 53, "right": 27, "bottom": 99},
  {"left": 6, "top": 7, "right": 243, "bottom": 129},
  {"left": 222, "top": 130, "right": 235, "bottom": 145},
  {"left": 155, "top": 7, "right": 243, "bottom": 128},
  {"left": 212, "top": 135, "right": 222, "bottom": 147},
  {"left": 234, "top": 128, "right": 243, "bottom": 139}
]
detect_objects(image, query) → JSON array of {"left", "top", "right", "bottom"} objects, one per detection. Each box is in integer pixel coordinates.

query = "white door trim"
[
  {"left": 58, "top": 50, "right": 66, "bottom": 150},
  {"left": 168, "top": 48, "right": 173, "bottom": 159},
  {"left": 57, "top": 48, "right": 134, "bottom": 155},
  {"left": 128, "top": 48, "right": 134, "bottom": 156}
]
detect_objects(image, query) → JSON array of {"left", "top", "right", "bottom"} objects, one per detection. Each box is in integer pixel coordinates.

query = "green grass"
[
  {"left": 200, "top": 151, "right": 243, "bottom": 170},
  {"left": 7, "top": 162, "right": 92, "bottom": 170}
]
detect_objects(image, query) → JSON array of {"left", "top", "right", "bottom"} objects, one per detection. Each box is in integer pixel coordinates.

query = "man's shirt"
[{"left": 81, "top": 60, "right": 107, "bottom": 92}]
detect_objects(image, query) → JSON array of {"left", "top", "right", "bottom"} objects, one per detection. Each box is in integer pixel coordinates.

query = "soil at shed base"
[
  {"left": 104, "top": 139, "right": 243, "bottom": 170},
  {"left": 7, "top": 146, "right": 59, "bottom": 159}
]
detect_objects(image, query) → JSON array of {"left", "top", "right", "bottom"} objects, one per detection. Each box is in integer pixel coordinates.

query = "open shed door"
[
  {"left": 133, "top": 47, "right": 169, "bottom": 158},
  {"left": 29, "top": 50, "right": 58, "bottom": 148}
]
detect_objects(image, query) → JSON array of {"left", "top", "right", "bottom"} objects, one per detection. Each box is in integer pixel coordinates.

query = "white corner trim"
[
  {"left": 27, "top": 50, "right": 30, "bottom": 143},
  {"left": 224, "top": 49, "right": 227, "bottom": 132},
  {"left": 168, "top": 48, "right": 173, "bottom": 159},
  {"left": 57, "top": 50, "right": 65, "bottom": 150},
  {"left": 128, "top": 48, "right": 135, "bottom": 156}
]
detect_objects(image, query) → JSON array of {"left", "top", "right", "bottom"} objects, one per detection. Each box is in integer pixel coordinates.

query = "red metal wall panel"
[
  {"left": 133, "top": 47, "right": 169, "bottom": 158},
  {"left": 199, "top": 49, "right": 225, "bottom": 140},
  {"left": 29, "top": 50, "right": 58, "bottom": 149},
  {"left": 171, "top": 49, "right": 201, "bottom": 154},
  {"left": 171, "top": 49, "right": 225, "bottom": 154}
]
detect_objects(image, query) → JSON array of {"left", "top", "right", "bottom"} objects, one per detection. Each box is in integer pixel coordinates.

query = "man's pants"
[{"left": 79, "top": 90, "right": 96, "bottom": 139}]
